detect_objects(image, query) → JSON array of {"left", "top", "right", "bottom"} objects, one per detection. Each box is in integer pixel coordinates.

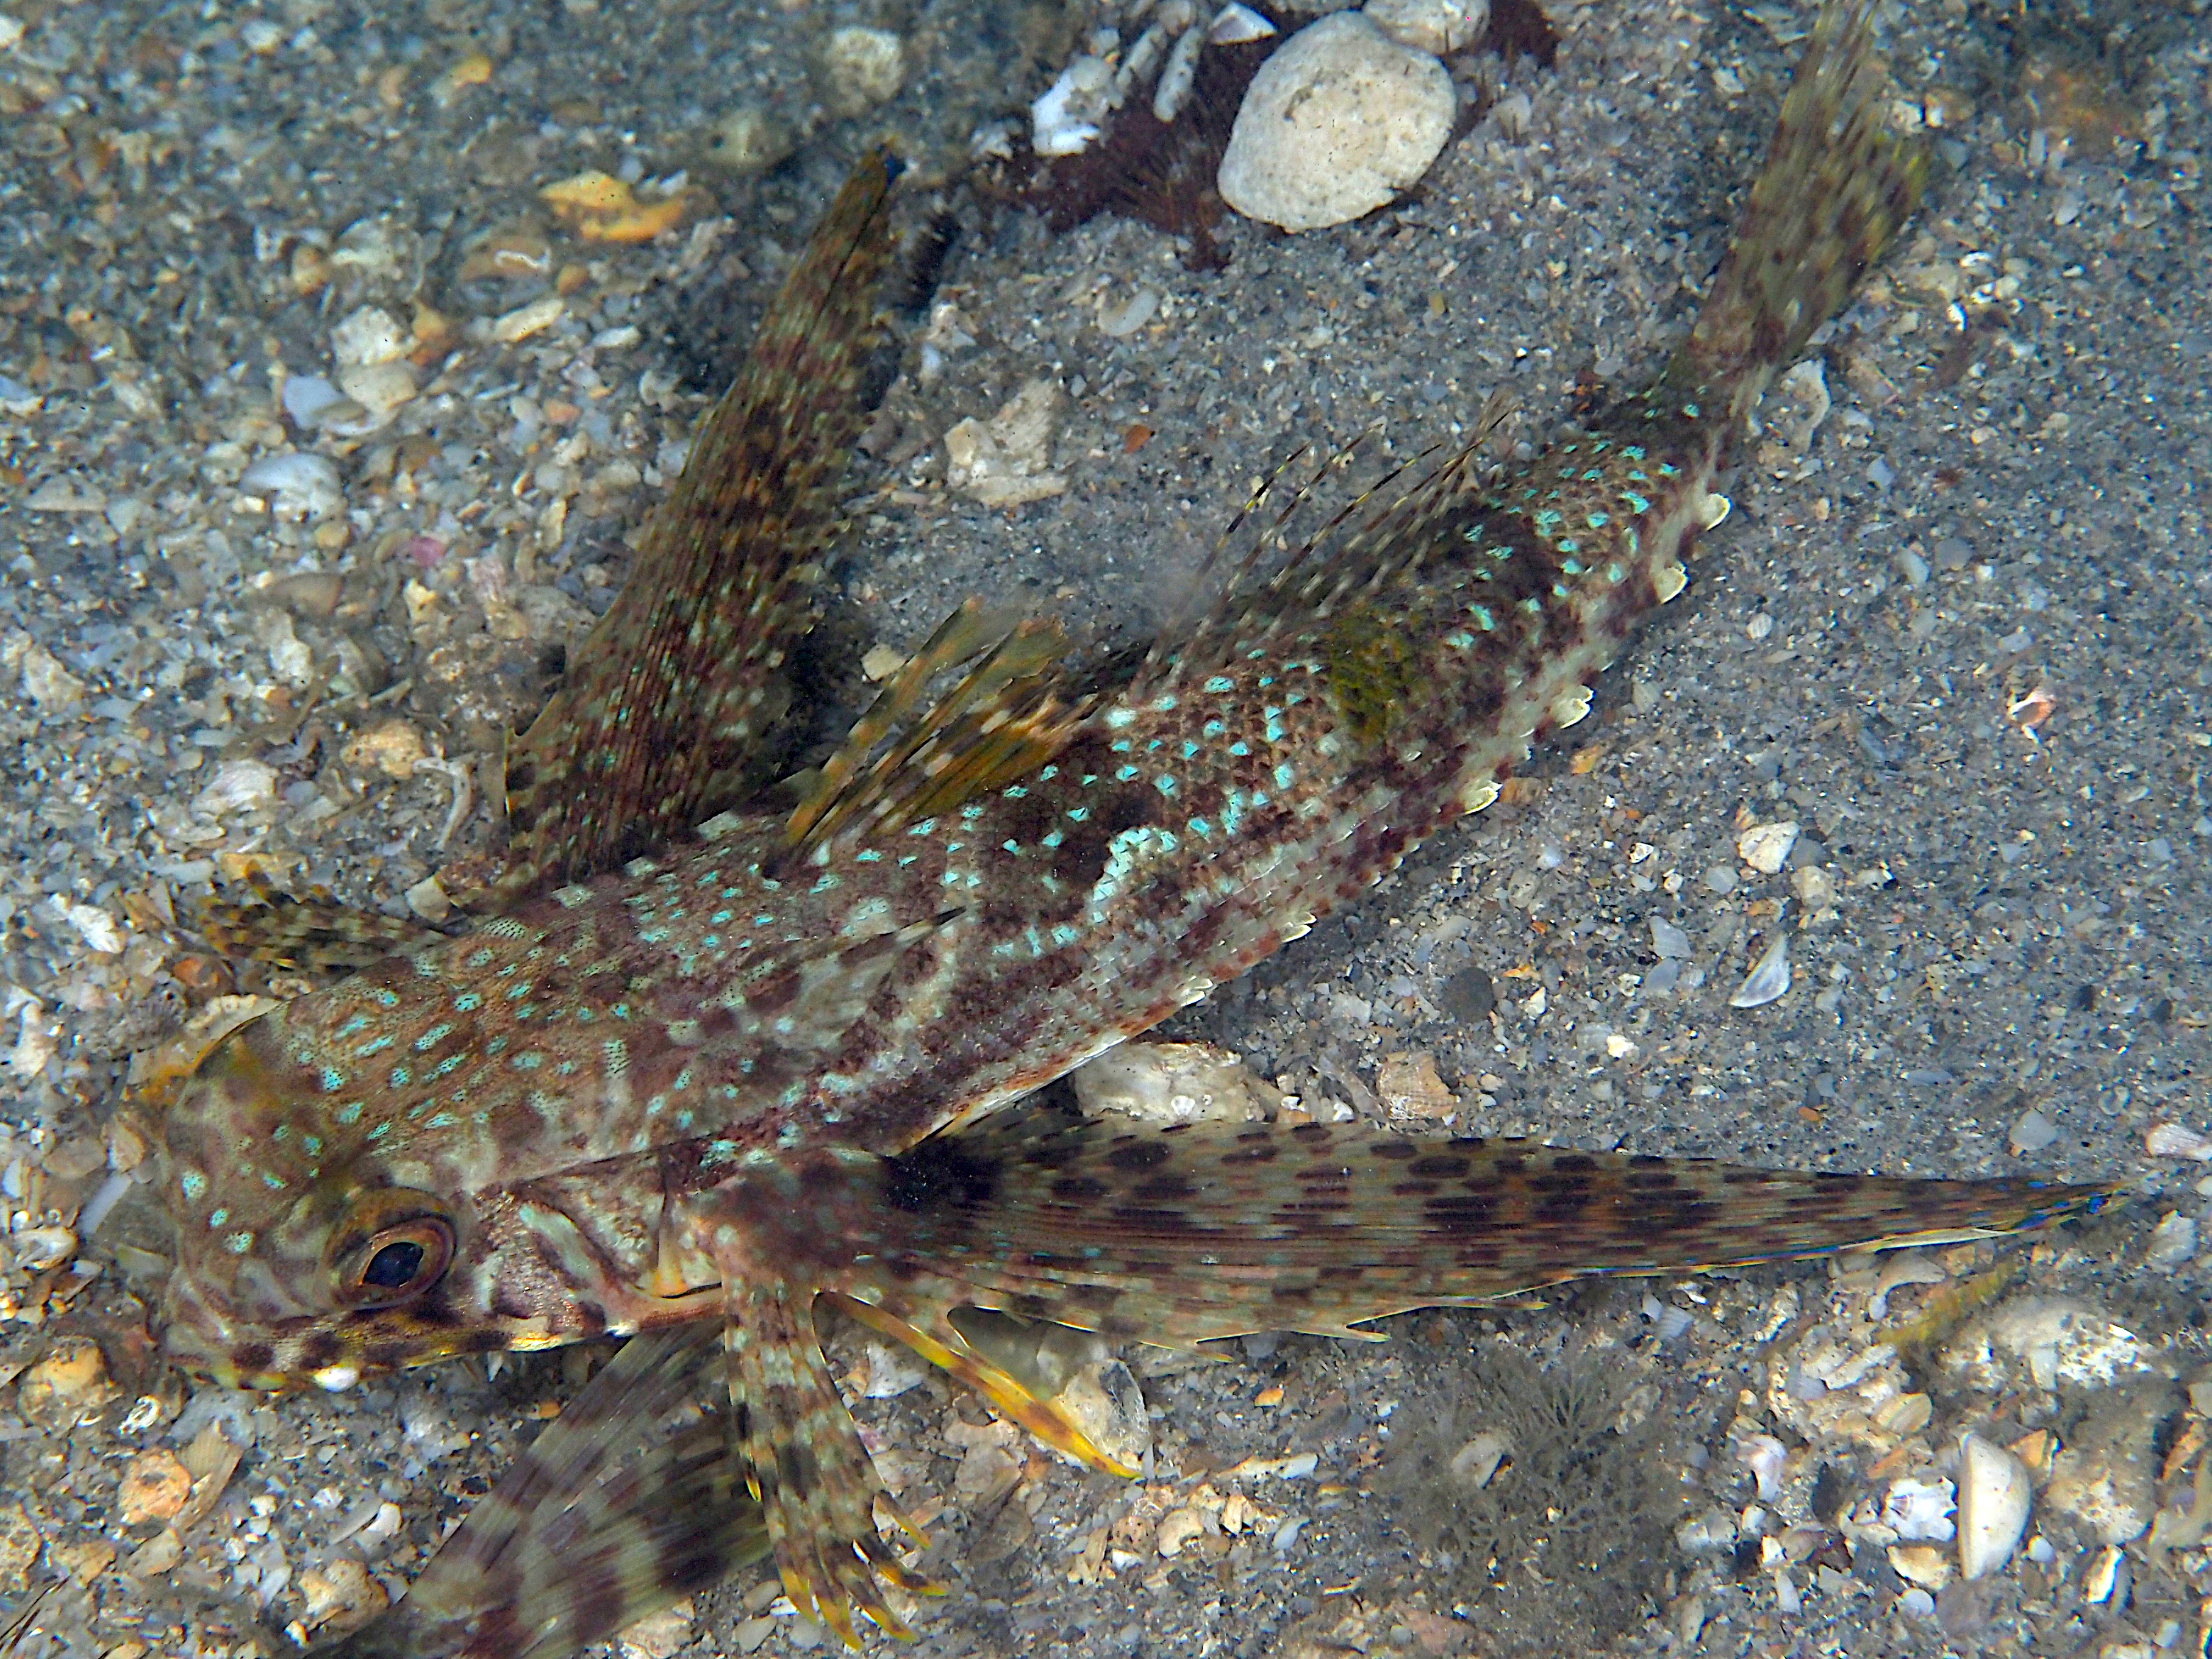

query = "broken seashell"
[
  {"left": 1957, "top": 1435, "right": 2032, "bottom": 1580},
  {"left": 1881, "top": 1475, "right": 1956, "bottom": 1542},
  {"left": 1730, "top": 932, "right": 1791, "bottom": 1008}
]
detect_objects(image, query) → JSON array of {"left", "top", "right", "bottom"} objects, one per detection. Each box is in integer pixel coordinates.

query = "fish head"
[{"left": 110, "top": 996, "right": 670, "bottom": 1392}]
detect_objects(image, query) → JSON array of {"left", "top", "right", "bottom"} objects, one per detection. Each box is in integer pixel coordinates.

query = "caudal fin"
[{"left": 1668, "top": 0, "right": 1925, "bottom": 421}]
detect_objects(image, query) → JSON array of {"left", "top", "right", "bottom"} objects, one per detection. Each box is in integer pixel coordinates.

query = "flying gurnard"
[{"left": 96, "top": 3, "right": 2113, "bottom": 1653}]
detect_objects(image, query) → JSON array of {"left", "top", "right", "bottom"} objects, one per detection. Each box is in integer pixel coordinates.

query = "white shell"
[
  {"left": 1152, "top": 23, "right": 1206, "bottom": 123},
  {"left": 1957, "top": 1436, "right": 2032, "bottom": 1580},
  {"left": 1208, "top": 2, "right": 1278, "bottom": 43},
  {"left": 1881, "top": 1476, "right": 1958, "bottom": 1543},
  {"left": 1033, "top": 56, "right": 1114, "bottom": 157},
  {"left": 1729, "top": 932, "right": 1792, "bottom": 1008}
]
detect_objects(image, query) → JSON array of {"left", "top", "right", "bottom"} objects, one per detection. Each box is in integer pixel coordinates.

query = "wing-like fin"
[
  {"left": 717, "top": 1275, "right": 934, "bottom": 1646},
  {"left": 197, "top": 874, "right": 449, "bottom": 972},
  {"left": 664, "top": 1125, "right": 2108, "bottom": 1639},
  {"left": 843, "top": 1118, "right": 2115, "bottom": 1349},
  {"left": 496, "top": 151, "right": 903, "bottom": 903},
  {"left": 824, "top": 1291, "right": 1134, "bottom": 1475},
  {"left": 311, "top": 1324, "right": 768, "bottom": 1659},
  {"left": 785, "top": 600, "right": 1090, "bottom": 860}
]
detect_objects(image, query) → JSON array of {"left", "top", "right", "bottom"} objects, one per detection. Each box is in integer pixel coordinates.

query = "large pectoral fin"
[{"left": 311, "top": 1324, "right": 765, "bottom": 1659}]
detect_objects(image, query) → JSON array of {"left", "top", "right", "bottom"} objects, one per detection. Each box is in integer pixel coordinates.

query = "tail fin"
[
  {"left": 1667, "top": 0, "right": 1926, "bottom": 420},
  {"left": 852, "top": 1118, "right": 2113, "bottom": 1349}
]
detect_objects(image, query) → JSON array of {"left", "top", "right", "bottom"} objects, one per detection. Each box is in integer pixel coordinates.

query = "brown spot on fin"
[
  {"left": 785, "top": 598, "right": 1089, "bottom": 859},
  {"left": 321, "top": 1323, "right": 768, "bottom": 1659},
  {"left": 496, "top": 151, "right": 903, "bottom": 903}
]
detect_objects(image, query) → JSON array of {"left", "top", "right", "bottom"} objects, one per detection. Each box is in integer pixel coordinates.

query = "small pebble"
[
  {"left": 818, "top": 27, "right": 905, "bottom": 118},
  {"left": 1737, "top": 820, "right": 1800, "bottom": 875},
  {"left": 240, "top": 452, "right": 345, "bottom": 521},
  {"left": 116, "top": 1451, "right": 193, "bottom": 1525},
  {"left": 1363, "top": 0, "right": 1487, "bottom": 56},
  {"left": 1217, "top": 14, "right": 1455, "bottom": 233},
  {"left": 16, "top": 1339, "right": 115, "bottom": 1428},
  {"left": 280, "top": 374, "right": 346, "bottom": 426},
  {"left": 330, "top": 306, "right": 409, "bottom": 368},
  {"left": 492, "top": 296, "right": 565, "bottom": 343},
  {"left": 1889, "top": 1543, "right": 1954, "bottom": 1589},
  {"left": 1098, "top": 286, "right": 1161, "bottom": 339},
  {"left": 298, "top": 1560, "right": 390, "bottom": 1635},
  {"left": 944, "top": 379, "right": 1068, "bottom": 507},
  {"left": 192, "top": 759, "right": 279, "bottom": 819},
  {"left": 342, "top": 720, "right": 429, "bottom": 780},
  {"left": 701, "top": 106, "right": 793, "bottom": 173},
  {"left": 2146, "top": 1123, "right": 2212, "bottom": 1161},
  {"left": 1650, "top": 915, "right": 1692, "bottom": 958},
  {"left": 1703, "top": 864, "right": 1739, "bottom": 895},
  {"left": 1882, "top": 1476, "right": 1956, "bottom": 1541},
  {"left": 2144, "top": 1210, "right": 2197, "bottom": 1268},
  {"left": 1032, "top": 55, "right": 1114, "bottom": 156},
  {"left": 335, "top": 359, "right": 418, "bottom": 428}
]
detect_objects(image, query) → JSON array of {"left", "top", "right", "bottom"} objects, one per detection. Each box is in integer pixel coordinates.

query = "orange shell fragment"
[{"left": 539, "top": 170, "right": 694, "bottom": 243}]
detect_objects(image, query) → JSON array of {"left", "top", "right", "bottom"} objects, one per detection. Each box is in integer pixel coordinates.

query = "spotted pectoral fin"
[
  {"left": 826, "top": 1117, "right": 2116, "bottom": 1352},
  {"left": 198, "top": 873, "right": 450, "bottom": 973},
  {"left": 785, "top": 598, "right": 1090, "bottom": 859},
  {"left": 714, "top": 1271, "right": 935, "bottom": 1646},
  {"left": 497, "top": 151, "right": 904, "bottom": 903},
  {"left": 312, "top": 1323, "right": 767, "bottom": 1659}
]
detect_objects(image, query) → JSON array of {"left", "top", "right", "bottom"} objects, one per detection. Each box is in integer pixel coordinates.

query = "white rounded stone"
[
  {"left": 1364, "top": 0, "right": 1487, "bottom": 57},
  {"left": 1957, "top": 1435, "right": 2032, "bottom": 1580},
  {"left": 1217, "top": 13, "right": 1455, "bottom": 233}
]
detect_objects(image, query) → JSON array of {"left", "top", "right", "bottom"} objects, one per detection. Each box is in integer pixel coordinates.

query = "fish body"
[{"left": 120, "top": 5, "right": 2114, "bottom": 1653}]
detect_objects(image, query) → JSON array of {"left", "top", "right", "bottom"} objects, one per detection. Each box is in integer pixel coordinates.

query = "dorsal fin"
[
  {"left": 785, "top": 599, "right": 1091, "bottom": 859},
  {"left": 1153, "top": 392, "right": 1518, "bottom": 691}
]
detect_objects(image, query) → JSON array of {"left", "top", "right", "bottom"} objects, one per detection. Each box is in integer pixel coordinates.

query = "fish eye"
[
  {"left": 337, "top": 1217, "right": 452, "bottom": 1308},
  {"left": 326, "top": 1191, "right": 456, "bottom": 1311}
]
